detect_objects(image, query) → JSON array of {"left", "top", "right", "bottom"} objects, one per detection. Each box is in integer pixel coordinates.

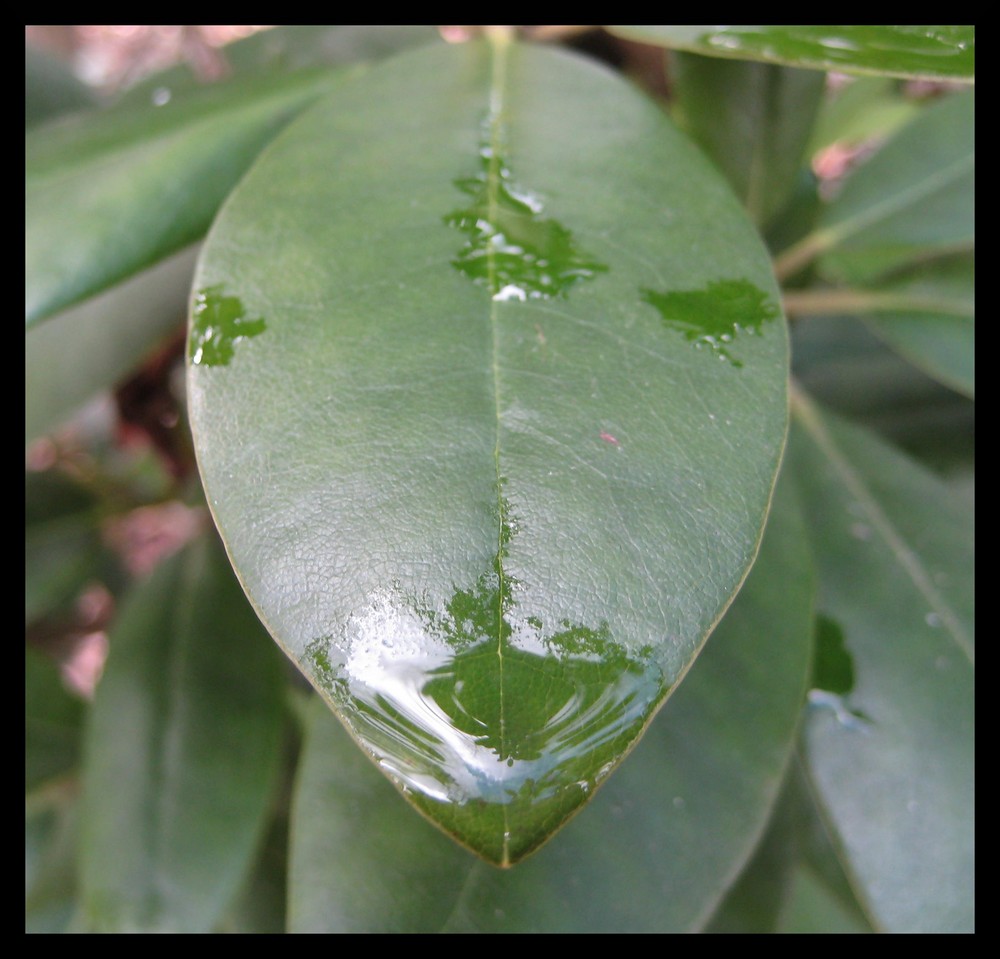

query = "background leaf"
[
  {"left": 609, "top": 26, "right": 975, "bottom": 81},
  {"left": 779, "top": 89, "right": 974, "bottom": 284},
  {"left": 787, "top": 390, "right": 974, "bottom": 933},
  {"left": 670, "top": 54, "right": 826, "bottom": 228},
  {"left": 25, "top": 245, "right": 196, "bottom": 444},
  {"left": 289, "top": 474, "right": 813, "bottom": 932},
  {"left": 189, "top": 36, "right": 789, "bottom": 864},
  {"left": 78, "top": 532, "right": 287, "bottom": 932},
  {"left": 25, "top": 44, "right": 97, "bottom": 129},
  {"left": 25, "top": 647, "right": 86, "bottom": 792},
  {"left": 26, "top": 67, "right": 343, "bottom": 327}
]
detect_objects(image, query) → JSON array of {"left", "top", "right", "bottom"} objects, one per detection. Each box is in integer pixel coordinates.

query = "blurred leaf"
[
  {"left": 26, "top": 786, "right": 80, "bottom": 933},
  {"left": 25, "top": 469, "right": 108, "bottom": 623},
  {"left": 189, "top": 36, "right": 789, "bottom": 865},
  {"left": 79, "top": 532, "right": 287, "bottom": 932},
  {"left": 806, "top": 76, "right": 920, "bottom": 155},
  {"left": 25, "top": 646, "right": 85, "bottom": 791},
  {"left": 703, "top": 777, "right": 800, "bottom": 933},
  {"left": 25, "top": 45, "right": 97, "bottom": 129},
  {"left": 862, "top": 254, "right": 974, "bottom": 397},
  {"left": 778, "top": 865, "right": 873, "bottom": 933},
  {"left": 779, "top": 90, "right": 974, "bottom": 284},
  {"left": 26, "top": 67, "right": 345, "bottom": 327},
  {"left": 610, "top": 26, "right": 975, "bottom": 81},
  {"left": 25, "top": 245, "right": 196, "bottom": 444},
  {"left": 287, "top": 467, "right": 813, "bottom": 932},
  {"left": 671, "top": 54, "right": 826, "bottom": 227},
  {"left": 788, "top": 390, "right": 974, "bottom": 933},
  {"left": 790, "top": 314, "right": 974, "bottom": 472},
  {"left": 118, "top": 25, "right": 440, "bottom": 104}
]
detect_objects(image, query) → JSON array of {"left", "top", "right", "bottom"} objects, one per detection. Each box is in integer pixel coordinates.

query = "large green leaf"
[
  {"left": 670, "top": 54, "right": 826, "bottom": 228},
  {"left": 188, "top": 36, "right": 788, "bottom": 865},
  {"left": 26, "top": 67, "right": 344, "bottom": 327},
  {"left": 288, "top": 476, "right": 813, "bottom": 931},
  {"left": 788, "top": 390, "right": 974, "bottom": 933},
  {"left": 78, "top": 532, "right": 287, "bottom": 932},
  {"left": 610, "top": 26, "right": 975, "bottom": 81}
]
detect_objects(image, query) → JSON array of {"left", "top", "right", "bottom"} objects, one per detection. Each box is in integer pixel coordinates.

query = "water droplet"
[
  {"left": 672, "top": 796, "right": 685, "bottom": 809},
  {"left": 189, "top": 286, "right": 266, "bottom": 367},
  {"left": 445, "top": 118, "right": 608, "bottom": 300},
  {"left": 640, "top": 279, "right": 778, "bottom": 367},
  {"left": 305, "top": 493, "right": 665, "bottom": 865},
  {"left": 151, "top": 86, "right": 172, "bottom": 106},
  {"left": 807, "top": 689, "right": 870, "bottom": 731},
  {"left": 925, "top": 612, "right": 942, "bottom": 628},
  {"left": 850, "top": 522, "right": 872, "bottom": 541}
]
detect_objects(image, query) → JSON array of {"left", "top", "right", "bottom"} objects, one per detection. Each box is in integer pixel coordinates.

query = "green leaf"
[
  {"left": 703, "top": 774, "right": 800, "bottom": 933},
  {"left": 189, "top": 36, "right": 788, "bottom": 865},
  {"left": 288, "top": 476, "right": 813, "bottom": 931},
  {"left": 25, "top": 469, "right": 107, "bottom": 623},
  {"left": 79, "top": 532, "right": 287, "bottom": 933},
  {"left": 670, "top": 54, "right": 826, "bottom": 227},
  {"left": 785, "top": 254, "right": 974, "bottom": 399},
  {"left": 861, "top": 254, "right": 974, "bottom": 398},
  {"left": 778, "top": 864, "right": 873, "bottom": 933},
  {"left": 26, "top": 785, "right": 80, "bottom": 933},
  {"left": 25, "top": 45, "right": 97, "bottom": 129},
  {"left": 806, "top": 76, "right": 920, "bottom": 155},
  {"left": 609, "top": 26, "right": 975, "bottom": 81},
  {"left": 789, "top": 314, "right": 974, "bottom": 471},
  {"left": 25, "top": 646, "right": 85, "bottom": 791},
  {"left": 788, "top": 389, "right": 974, "bottom": 933},
  {"left": 778, "top": 90, "right": 974, "bottom": 283},
  {"left": 25, "top": 245, "right": 195, "bottom": 444},
  {"left": 26, "top": 67, "right": 344, "bottom": 327}
]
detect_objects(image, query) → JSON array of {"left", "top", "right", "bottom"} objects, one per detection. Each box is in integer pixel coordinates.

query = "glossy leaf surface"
[
  {"left": 610, "top": 26, "right": 975, "bottom": 81},
  {"left": 79, "top": 533, "right": 286, "bottom": 932},
  {"left": 788, "top": 392, "right": 974, "bottom": 932},
  {"left": 289, "top": 478, "right": 812, "bottom": 931},
  {"left": 26, "top": 67, "right": 341, "bottom": 327},
  {"left": 189, "top": 38, "right": 788, "bottom": 865}
]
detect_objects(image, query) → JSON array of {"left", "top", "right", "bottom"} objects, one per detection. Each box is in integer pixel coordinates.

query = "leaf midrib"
[{"left": 486, "top": 31, "right": 512, "bottom": 867}]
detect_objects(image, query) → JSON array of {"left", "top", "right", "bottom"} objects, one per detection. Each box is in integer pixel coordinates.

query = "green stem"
[{"left": 782, "top": 287, "right": 973, "bottom": 318}]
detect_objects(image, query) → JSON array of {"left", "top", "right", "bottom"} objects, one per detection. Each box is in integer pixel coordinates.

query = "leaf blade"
[
  {"left": 78, "top": 532, "right": 287, "bottom": 933},
  {"left": 189, "top": 37, "right": 789, "bottom": 864},
  {"left": 788, "top": 388, "right": 974, "bottom": 932}
]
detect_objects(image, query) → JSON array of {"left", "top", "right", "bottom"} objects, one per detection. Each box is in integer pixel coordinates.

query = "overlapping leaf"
[
  {"left": 609, "top": 26, "right": 975, "bottom": 81},
  {"left": 78, "top": 533, "right": 287, "bottom": 932},
  {"left": 788, "top": 391, "right": 974, "bottom": 933},
  {"left": 188, "top": 37, "right": 788, "bottom": 864}
]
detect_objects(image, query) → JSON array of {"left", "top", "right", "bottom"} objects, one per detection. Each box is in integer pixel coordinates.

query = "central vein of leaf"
[{"left": 487, "top": 32, "right": 511, "bottom": 863}]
